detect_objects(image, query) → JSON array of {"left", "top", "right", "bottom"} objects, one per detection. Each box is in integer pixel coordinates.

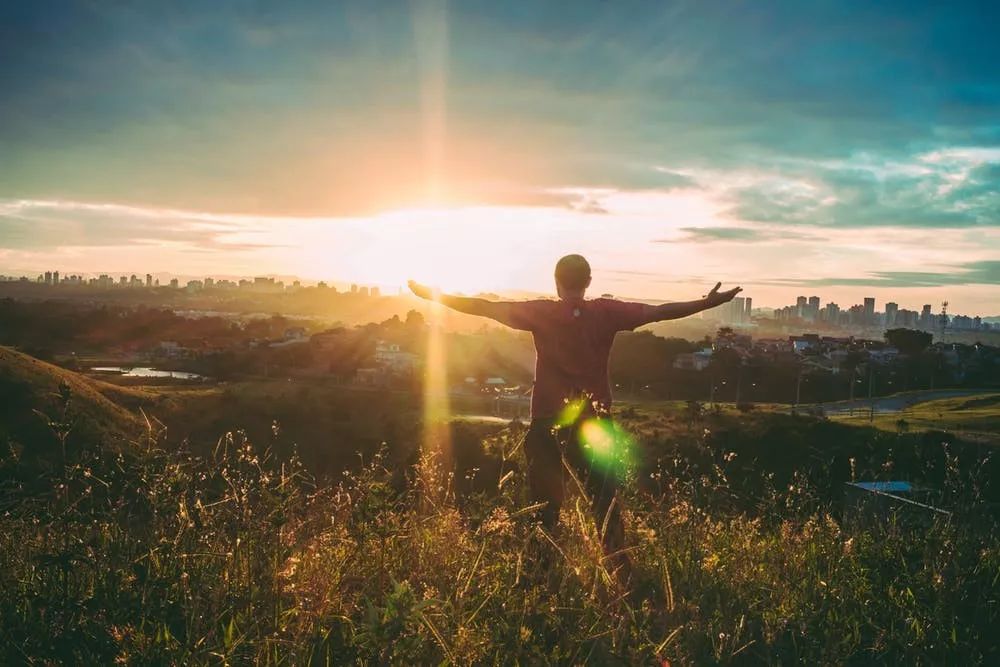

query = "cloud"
[
  {"left": 757, "top": 260, "right": 1000, "bottom": 289},
  {"left": 658, "top": 146, "right": 1000, "bottom": 230},
  {"left": 2, "top": 1, "right": 998, "bottom": 219},
  {"left": 659, "top": 227, "right": 819, "bottom": 243},
  {"left": 0, "top": 199, "right": 278, "bottom": 251}
]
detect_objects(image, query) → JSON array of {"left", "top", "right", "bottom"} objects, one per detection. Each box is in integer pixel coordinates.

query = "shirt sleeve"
[
  {"left": 497, "top": 300, "right": 548, "bottom": 331},
  {"left": 603, "top": 299, "right": 651, "bottom": 331}
]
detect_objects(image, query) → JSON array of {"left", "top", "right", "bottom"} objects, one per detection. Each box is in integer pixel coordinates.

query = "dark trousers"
[{"left": 523, "top": 417, "right": 627, "bottom": 567}]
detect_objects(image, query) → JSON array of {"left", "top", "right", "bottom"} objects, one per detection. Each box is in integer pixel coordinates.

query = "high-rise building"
[
  {"left": 863, "top": 297, "right": 875, "bottom": 325},
  {"left": 885, "top": 302, "right": 898, "bottom": 327},
  {"left": 44, "top": 271, "right": 52, "bottom": 285},
  {"left": 807, "top": 296, "right": 820, "bottom": 321},
  {"left": 146, "top": 273, "right": 153, "bottom": 287},
  {"left": 824, "top": 302, "right": 840, "bottom": 322},
  {"left": 920, "top": 304, "right": 932, "bottom": 328},
  {"left": 169, "top": 278, "right": 179, "bottom": 289},
  {"left": 744, "top": 297, "right": 752, "bottom": 319},
  {"left": 725, "top": 296, "right": 747, "bottom": 325},
  {"left": 796, "top": 296, "right": 807, "bottom": 318},
  {"left": 52, "top": 271, "right": 60, "bottom": 284}
]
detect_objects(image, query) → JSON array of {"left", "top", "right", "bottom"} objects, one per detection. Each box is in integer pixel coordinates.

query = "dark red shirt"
[{"left": 500, "top": 297, "right": 648, "bottom": 418}]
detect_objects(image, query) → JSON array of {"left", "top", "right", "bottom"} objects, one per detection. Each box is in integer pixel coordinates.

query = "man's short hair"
[{"left": 555, "top": 254, "right": 591, "bottom": 290}]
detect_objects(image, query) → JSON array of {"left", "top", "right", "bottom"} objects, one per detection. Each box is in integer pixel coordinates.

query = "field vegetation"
[{"left": 2, "top": 348, "right": 999, "bottom": 664}]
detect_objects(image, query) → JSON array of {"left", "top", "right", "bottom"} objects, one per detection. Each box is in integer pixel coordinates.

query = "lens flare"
[
  {"left": 421, "top": 297, "right": 452, "bottom": 498},
  {"left": 577, "top": 418, "right": 634, "bottom": 478},
  {"left": 555, "top": 398, "right": 587, "bottom": 428}
]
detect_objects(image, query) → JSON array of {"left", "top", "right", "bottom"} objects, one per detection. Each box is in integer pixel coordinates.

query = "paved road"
[{"left": 817, "top": 389, "right": 997, "bottom": 415}]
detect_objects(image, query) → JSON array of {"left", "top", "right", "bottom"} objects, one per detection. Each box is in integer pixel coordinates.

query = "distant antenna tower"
[{"left": 940, "top": 300, "right": 949, "bottom": 341}]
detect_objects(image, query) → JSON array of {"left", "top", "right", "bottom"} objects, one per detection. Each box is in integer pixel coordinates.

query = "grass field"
[
  {"left": 832, "top": 393, "right": 1000, "bottom": 445},
  {"left": 4, "top": 348, "right": 1000, "bottom": 662}
]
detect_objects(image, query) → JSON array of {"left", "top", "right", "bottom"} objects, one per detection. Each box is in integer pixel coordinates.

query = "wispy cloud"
[
  {"left": 656, "top": 227, "right": 819, "bottom": 243},
  {"left": 756, "top": 261, "right": 1000, "bottom": 289}
]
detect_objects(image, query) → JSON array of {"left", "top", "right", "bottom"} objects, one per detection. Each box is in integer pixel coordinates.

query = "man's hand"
[
  {"left": 408, "top": 280, "right": 435, "bottom": 301},
  {"left": 704, "top": 282, "right": 742, "bottom": 307}
]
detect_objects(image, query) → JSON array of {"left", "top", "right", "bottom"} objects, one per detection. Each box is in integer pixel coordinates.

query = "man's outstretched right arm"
[
  {"left": 633, "top": 282, "right": 742, "bottom": 326},
  {"left": 408, "top": 280, "right": 519, "bottom": 327}
]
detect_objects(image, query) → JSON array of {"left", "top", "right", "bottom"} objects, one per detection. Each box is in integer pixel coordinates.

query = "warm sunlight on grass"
[{"left": 421, "top": 297, "right": 453, "bottom": 496}]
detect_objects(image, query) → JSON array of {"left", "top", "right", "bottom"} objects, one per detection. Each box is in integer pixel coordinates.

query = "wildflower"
[
  {"left": 482, "top": 507, "right": 513, "bottom": 537},
  {"left": 702, "top": 553, "right": 721, "bottom": 572}
]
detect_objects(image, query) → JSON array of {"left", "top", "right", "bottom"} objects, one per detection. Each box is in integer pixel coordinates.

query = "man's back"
[{"left": 504, "top": 297, "right": 646, "bottom": 418}]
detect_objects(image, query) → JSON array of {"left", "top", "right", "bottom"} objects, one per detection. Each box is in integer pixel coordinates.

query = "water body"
[{"left": 91, "top": 366, "right": 206, "bottom": 380}]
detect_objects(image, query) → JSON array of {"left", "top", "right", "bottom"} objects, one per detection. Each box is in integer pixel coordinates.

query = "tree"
[{"left": 884, "top": 328, "right": 932, "bottom": 357}]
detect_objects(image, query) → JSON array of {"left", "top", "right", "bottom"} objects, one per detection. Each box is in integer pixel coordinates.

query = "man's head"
[{"left": 554, "top": 254, "right": 591, "bottom": 298}]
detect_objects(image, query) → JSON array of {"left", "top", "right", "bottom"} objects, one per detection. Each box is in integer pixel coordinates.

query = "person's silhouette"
[{"left": 410, "top": 254, "right": 741, "bottom": 579}]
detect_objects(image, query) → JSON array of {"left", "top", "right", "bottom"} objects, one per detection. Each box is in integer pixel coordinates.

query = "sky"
[{"left": 1, "top": 0, "right": 998, "bottom": 314}]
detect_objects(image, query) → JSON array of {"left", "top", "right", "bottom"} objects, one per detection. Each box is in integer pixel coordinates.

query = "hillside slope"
[{"left": 0, "top": 347, "right": 145, "bottom": 457}]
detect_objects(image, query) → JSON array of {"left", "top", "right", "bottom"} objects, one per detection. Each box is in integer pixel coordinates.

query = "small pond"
[{"left": 91, "top": 366, "right": 206, "bottom": 381}]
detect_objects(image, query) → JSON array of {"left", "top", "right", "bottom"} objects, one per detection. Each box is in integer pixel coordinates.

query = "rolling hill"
[{"left": 0, "top": 346, "right": 148, "bottom": 458}]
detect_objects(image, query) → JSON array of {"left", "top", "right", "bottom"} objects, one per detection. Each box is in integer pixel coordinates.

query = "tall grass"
[{"left": 1, "top": 402, "right": 998, "bottom": 664}]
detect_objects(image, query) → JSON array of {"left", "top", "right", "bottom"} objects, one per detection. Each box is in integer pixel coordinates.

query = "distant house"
[
  {"left": 354, "top": 367, "right": 382, "bottom": 387},
  {"left": 158, "top": 341, "right": 184, "bottom": 358},
  {"left": 375, "top": 341, "right": 418, "bottom": 374},
  {"left": 673, "top": 349, "right": 712, "bottom": 371},
  {"left": 867, "top": 348, "right": 898, "bottom": 363},
  {"left": 269, "top": 327, "right": 310, "bottom": 348},
  {"left": 310, "top": 329, "right": 349, "bottom": 352},
  {"left": 790, "top": 334, "right": 821, "bottom": 354},
  {"left": 484, "top": 377, "right": 507, "bottom": 390}
]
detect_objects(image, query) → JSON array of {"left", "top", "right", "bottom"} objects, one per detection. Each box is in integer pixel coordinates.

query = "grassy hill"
[
  {"left": 3, "top": 349, "right": 1000, "bottom": 662},
  {"left": 0, "top": 346, "right": 147, "bottom": 458},
  {"left": 832, "top": 393, "right": 1000, "bottom": 445}
]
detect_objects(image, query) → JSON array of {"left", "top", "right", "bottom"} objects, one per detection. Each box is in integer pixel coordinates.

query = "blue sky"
[{"left": 1, "top": 1, "right": 998, "bottom": 312}]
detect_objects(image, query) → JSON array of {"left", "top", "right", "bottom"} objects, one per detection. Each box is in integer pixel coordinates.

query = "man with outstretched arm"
[{"left": 409, "top": 254, "right": 741, "bottom": 579}]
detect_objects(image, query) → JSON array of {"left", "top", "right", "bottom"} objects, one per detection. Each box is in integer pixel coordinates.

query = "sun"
[{"left": 301, "top": 204, "right": 560, "bottom": 295}]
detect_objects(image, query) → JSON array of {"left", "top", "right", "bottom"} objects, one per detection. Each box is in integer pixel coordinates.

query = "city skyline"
[
  {"left": 4, "top": 266, "right": 998, "bottom": 322},
  {"left": 1, "top": 2, "right": 998, "bottom": 312}
]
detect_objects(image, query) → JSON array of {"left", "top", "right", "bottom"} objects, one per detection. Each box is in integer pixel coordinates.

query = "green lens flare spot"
[
  {"left": 555, "top": 398, "right": 587, "bottom": 428},
  {"left": 577, "top": 418, "right": 634, "bottom": 477}
]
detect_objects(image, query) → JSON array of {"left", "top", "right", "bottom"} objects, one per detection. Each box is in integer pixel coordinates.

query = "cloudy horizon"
[{"left": 2, "top": 1, "right": 998, "bottom": 314}]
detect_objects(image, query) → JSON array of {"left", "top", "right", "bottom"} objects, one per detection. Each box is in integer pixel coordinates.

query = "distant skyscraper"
[
  {"left": 863, "top": 297, "right": 875, "bottom": 325},
  {"left": 885, "top": 302, "right": 898, "bottom": 327},
  {"left": 824, "top": 302, "right": 840, "bottom": 322},
  {"left": 44, "top": 271, "right": 52, "bottom": 285},
  {"left": 726, "top": 296, "right": 746, "bottom": 324},
  {"left": 796, "top": 296, "right": 807, "bottom": 318},
  {"left": 146, "top": 273, "right": 153, "bottom": 287},
  {"left": 920, "top": 304, "right": 932, "bottom": 328},
  {"left": 808, "top": 296, "right": 820, "bottom": 321},
  {"left": 52, "top": 271, "right": 59, "bottom": 284},
  {"left": 744, "top": 297, "right": 752, "bottom": 318}
]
